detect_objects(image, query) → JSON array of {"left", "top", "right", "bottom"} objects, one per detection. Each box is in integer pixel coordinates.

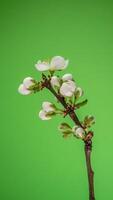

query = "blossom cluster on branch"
[{"left": 18, "top": 56, "right": 95, "bottom": 140}]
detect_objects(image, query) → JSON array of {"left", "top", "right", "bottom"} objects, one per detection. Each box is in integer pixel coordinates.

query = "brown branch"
[
  {"left": 44, "top": 78, "right": 95, "bottom": 200},
  {"left": 85, "top": 140, "right": 95, "bottom": 200}
]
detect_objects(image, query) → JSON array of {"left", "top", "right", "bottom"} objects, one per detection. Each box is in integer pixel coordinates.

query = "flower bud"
[
  {"left": 18, "top": 84, "right": 32, "bottom": 95},
  {"left": 50, "top": 76, "right": 60, "bottom": 88},
  {"left": 75, "top": 87, "right": 83, "bottom": 98},
  {"left": 42, "top": 102, "right": 56, "bottom": 112},
  {"left": 39, "top": 110, "right": 51, "bottom": 120},
  {"left": 72, "top": 126, "right": 85, "bottom": 139},
  {"left": 23, "top": 77, "right": 34, "bottom": 89}
]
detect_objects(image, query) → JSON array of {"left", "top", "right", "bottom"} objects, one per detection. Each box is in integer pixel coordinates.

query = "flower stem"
[{"left": 45, "top": 81, "right": 95, "bottom": 200}]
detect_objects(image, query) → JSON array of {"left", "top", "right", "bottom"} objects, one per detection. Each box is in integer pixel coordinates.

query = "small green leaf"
[
  {"left": 58, "top": 123, "right": 73, "bottom": 135},
  {"left": 75, "top": 99, "right": 88, "bottom": 109},
  {"left": 83, "top": 115, "right": 95, "bottom": 128}
]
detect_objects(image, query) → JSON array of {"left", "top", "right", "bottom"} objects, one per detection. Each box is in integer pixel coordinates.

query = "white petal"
[
  {"left": 42, "top": 101, "right": 55, "bottom": 112},
  {"left": 18, "top": 84, "right": 31, "bottom": 95},
  {"left": 60, "top": 80, "right": 76, "bottom": 97},
  {"left": 50, "top": 56, "right": 69, "bottom": 70},
  {"left": 67, "top": 80, "right": 76, "bottom": 92},
  {"left": 72, "top": 126, "right": 84, "bottom": 139},
  {"left": 23, "top": 77, "right": 34, "bottom": 89},
  {"left": 62, "top": 73, "right": 73, "bottom": 81},
  {"left": 50, "top": 76, "right": 60, "bottom": 87},
  {"left": 60, "top": 82, "right": 73, "bottom": 97},
  {"left": 39, "top": 110, "right": 51, "bottom": 120},
  {"left": 35, "top": 60, "right": 50, "bottom": 71}
]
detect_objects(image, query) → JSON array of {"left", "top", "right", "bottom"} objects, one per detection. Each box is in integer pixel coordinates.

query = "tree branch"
[{"left": 44, "top": 80, "right": 95, "bottom": 200}]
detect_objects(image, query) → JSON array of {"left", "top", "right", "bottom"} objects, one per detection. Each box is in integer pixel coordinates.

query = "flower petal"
[
  {"left": 18, "top": 84, "right": 31, "bottom": 95},
  {"left": 62, "top": 73, "right": 73, "bottom": 81},
  {"left": 42, "top": 101, "right": 55, "bottom": 112},
  {"left": 39, "top": 110, "right": 51, "bottom": 120},
  {"left": 50, "top": 76, "right": 60, "bottom": 87},
  {"left": 60, "top": 82, "right": 73, "bottom": 97},
  {"left": 60, "top": 80, "right": 76, "bottom": 97},
  {"left": 23, "top": 77, "right": 34, "bottom": 89},
  {"left": 50, "top": 56, "right": 69, "bottom": 70},
  {"left": 35, "top": 60, "right": 50, "bottom": 71}
]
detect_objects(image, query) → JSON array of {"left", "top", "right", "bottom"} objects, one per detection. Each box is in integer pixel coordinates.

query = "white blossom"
[
  {"left": 18, "top": 84, "right": 32, "bottom": 95},
  {"left": 35, "top": 60, "right": 50, "bottom": 71},
  {"left": 39, "top": 102, "right": 56, "bottom": 120},
  {"left": 50, "top": 76, "right": 60, "bottom": 88},
  {"left": 42, "top": 101, "right": 55, "bottom": 112},
  {"left": 18, "top": 77, "right": 34, "bottom": 95},
  {"left": 23, "top": 77, "right": 34, "bottom": 88},
  {"left": 60, "top": 80, "right": 76, "bottom": 97},
  {"left": 72, "top": 126, "right": 85, "bottom": 139},
  {"left": 35, "top": 56, "right": 69, "bottom": 72},
  {"left": 62, "top": 73, "right": 72, "bottom": 81},
  {"left": 50, "top": 56, "right": 69, "bottom": 71},
  {"left": 39, "top": 110, "right": 51, "bottom": 120}
]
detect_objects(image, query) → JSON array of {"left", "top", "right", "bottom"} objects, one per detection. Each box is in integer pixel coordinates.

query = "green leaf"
[
  {"left": 83, "top": 115, "right": 95, "bottom": 128},
  {"left": 58, "top": 123, "right": 73, "bottom": 135},
  {"left": 75, "top": 99, "right": 88, "bottom": 109},
  {"left": 59, "top": 123, "right": 71, "bottom": 130}
]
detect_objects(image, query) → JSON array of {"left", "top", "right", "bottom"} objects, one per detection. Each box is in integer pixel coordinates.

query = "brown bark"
[{"left": 84, "top": 140, "right": 95, "bottom": 200}]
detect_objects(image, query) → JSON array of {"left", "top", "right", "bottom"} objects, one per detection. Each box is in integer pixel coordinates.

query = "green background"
[{"left": 0, "top": 0, "right": 113, "bottom": 199}]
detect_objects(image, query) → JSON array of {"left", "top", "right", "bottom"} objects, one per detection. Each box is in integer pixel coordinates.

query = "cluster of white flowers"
[
  {"left": 35, "top": 56, "right": 69, "bottom": 71},
  {"left": 51, "top": 73, "right": 83, "bottom": 98},
  {"left": 18, "top": 55, "right": 92, "bottom": 140}
]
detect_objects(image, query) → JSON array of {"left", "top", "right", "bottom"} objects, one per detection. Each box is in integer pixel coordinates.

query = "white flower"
[
  {"left": 23, "top": 77, "right": 34, "bottom": 88},
  {"left": 50, "top": 56, "right": 69, "bottom": 71},
  {"left": 50, "top": 76, "right": 60, "bottom": 88},
  {"left": 60, "top": 80, "right": 76, "bottom": 97},
  {"left": 39, "top": 102, "right": 56, "bottom": 120},
  {"left": 18, "top": 84, "right": 31, "bottom": 95},
  {"left": 62, "top": 73, "right": 72, "bottom": 81},
  {"left": 35, "top": 56, "right": 69, "bottom": 72},
  {"left": 42, "top": 101, "right": 55, "bottom": 112},
  {"left": 18, "top": 77, "right": 34, "bottom": 95},
  {"left": 39, "top": 110, "right": 51, "bottom": 120},
  {"left": 35, "top": 60, "right": 50, "bottom": 71},
  {"left": 72, "top": 126, "right": 85, "bottom": 139}
]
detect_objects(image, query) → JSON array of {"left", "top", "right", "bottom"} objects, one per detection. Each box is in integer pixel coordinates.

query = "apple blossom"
[
  {"left": 60, "top": 80, "right": 76, "bottom": 97},
  {"left": 18, "top": 77, "right": 35, "bottom": 95},
  {"left": 50, "top": 56, "right": 69, "bottom": 71},
  {"left": 18, "top": 56, "right": 95, "bottom": 199},
  {"left": 35, "top": 56, "right": 69, "bottom": 72}
]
